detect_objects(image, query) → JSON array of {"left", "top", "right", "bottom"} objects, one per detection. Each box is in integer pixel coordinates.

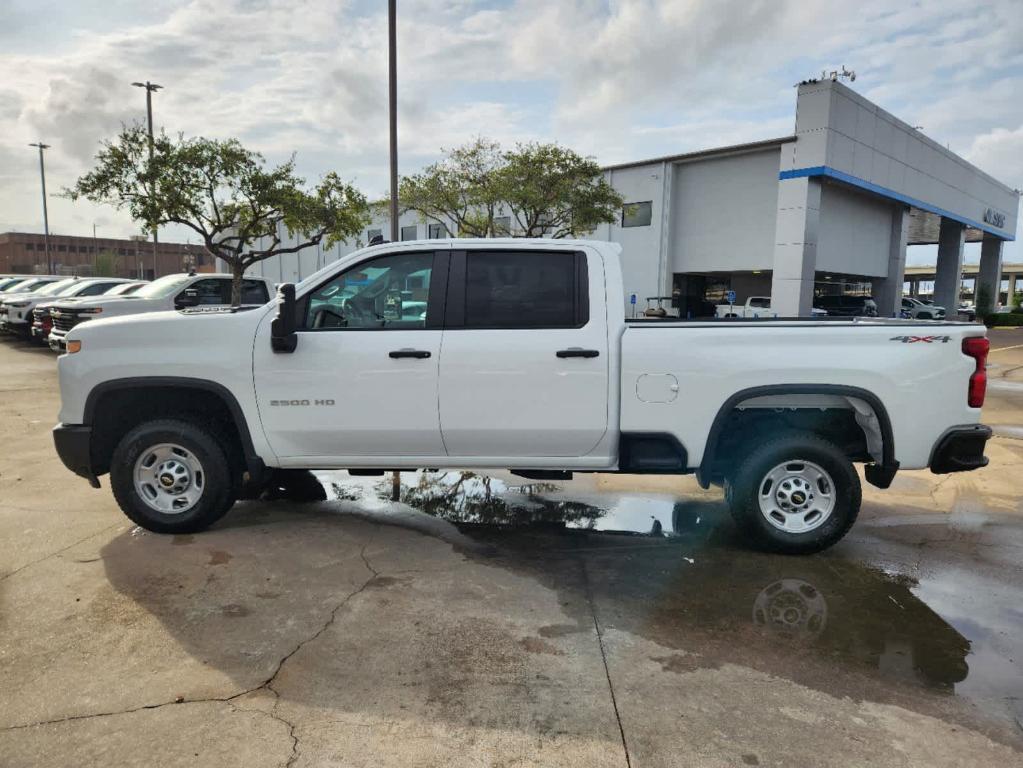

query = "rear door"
[{"left": 438, "top": 247, "right": 609, "bottom": 458}]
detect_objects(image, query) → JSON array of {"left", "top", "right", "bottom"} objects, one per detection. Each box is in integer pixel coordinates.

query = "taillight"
[{"left": 962, "top": 336, "right": 989, "bottom": 408}]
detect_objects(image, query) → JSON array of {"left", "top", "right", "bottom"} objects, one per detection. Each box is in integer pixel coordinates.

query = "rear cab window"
[{"left": 449, "top": 250, "right": 589, "bottom": 329}]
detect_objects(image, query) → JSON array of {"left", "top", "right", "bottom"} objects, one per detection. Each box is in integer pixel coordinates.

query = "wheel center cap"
[
  {"left": 160, "top": 473, "right": 175, "bottom": 487},
  {"left": 791, "top": 491, "right": 806, "bottom": 505}
]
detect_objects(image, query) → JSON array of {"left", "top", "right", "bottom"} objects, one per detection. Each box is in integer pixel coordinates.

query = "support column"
[
  {"left": 933, "top": 218, "right": 965, "bottom": 314},
  {"left": 1006, "top": 273, "right": 1019, "bottom": 307},
  {"left": 976, "top": 234, "right": 1004, "bottom": 314},
  {"left": 872, "top": 205, "right": 909, "bottom": 317},
  {"left": 770, "top": 176, "right": 821, "bottom": 316}
]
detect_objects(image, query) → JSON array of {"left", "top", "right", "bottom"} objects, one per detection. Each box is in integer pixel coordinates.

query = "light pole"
[
  {"left": 132, "top": 80, "right": 162, "bottom": 278},
  {"left": 388, "top": 0, "right": 398, "bottom": 242},
  {"left": 388, "top": 0, "right": 402, "bottom": 500},
  {"left": 28, "top": 142, "right": 52, "bottom": 274}
]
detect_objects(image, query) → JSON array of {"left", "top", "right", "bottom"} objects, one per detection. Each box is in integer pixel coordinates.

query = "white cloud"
[
  {"left": 966, "top": 125, "right": 1023, "bottom": 191},
  {"left": 0, "top": 0, "right": 1020, "bottom": 246}
]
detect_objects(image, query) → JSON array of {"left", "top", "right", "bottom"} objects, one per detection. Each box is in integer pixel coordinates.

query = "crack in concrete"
[
  {"left": 928, "top": 474, "right": 955, "bottom": 506},
  {"left": 0, "top": 522, "right": 121, "bottom": 583},
  {"left": 577, "top": 555, "right": 632, "bottom": 768},
  {"left": 1, "top": 539, "right": 383, "bottom": 768}
]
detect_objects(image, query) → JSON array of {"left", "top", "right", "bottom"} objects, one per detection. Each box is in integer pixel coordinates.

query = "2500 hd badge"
[{"left": 269, "top": 399, "right": 336, "bottom": 406}]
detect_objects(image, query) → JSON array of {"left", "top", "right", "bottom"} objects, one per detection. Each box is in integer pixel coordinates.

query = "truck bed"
[{"left": 619, "top": 318, "right": 985, "bottom": 471}]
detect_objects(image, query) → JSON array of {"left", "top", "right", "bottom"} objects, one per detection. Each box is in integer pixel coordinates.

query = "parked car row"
[
  {"left": 711, "top": 294, "right": 962, "bottom": 320},
  {"left": 0, "top": 272, "right": 274, "bottom": 351},
  {"left": 714, "top": 294, "right": 878, "bottom": 318}
]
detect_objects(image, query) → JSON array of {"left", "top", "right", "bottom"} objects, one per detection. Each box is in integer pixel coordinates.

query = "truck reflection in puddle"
[{"left": 326, "top": 470, "right": 980, "bottom": 702}]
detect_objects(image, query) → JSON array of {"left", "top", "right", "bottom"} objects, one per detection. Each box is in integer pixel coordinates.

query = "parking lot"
[{"left": 2, "top": 329, "right": 1023, "bottom": 767}]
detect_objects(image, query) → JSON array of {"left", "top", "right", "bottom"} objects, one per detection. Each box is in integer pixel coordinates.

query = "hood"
[
  {"left": 48, "top": 295, "right": 136, "bottom": 311},
  {"left": 55, "top": 295, "right": 164, "bottom": 317},
  {"left": 69, "top": 304, "right": 274, "bottom": 352}
]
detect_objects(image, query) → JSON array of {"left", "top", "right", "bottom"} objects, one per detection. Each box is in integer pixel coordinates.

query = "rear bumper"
[
  {"left": 929, "top": 424, "right": 991, "bottom": 474},
  {"left": 53, "top": 423, "right": 100, "bottom": 488}
]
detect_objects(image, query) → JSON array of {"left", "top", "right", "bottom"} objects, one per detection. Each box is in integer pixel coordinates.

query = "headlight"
[{"left": 66, "top": 340, "right": 82, "bottom": 354}]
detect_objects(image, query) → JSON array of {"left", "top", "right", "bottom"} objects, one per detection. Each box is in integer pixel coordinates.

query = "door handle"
[
  {"left": 389, "top": 348, "right": 432, "bottom": 359},
  {"left": 556, "top": 348, "right": 600, "bottom": 358}
]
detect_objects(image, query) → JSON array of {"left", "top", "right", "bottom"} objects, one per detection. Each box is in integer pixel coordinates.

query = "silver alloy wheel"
[
  {"left": 757, "top": 459, "right": 836, "bottom": 534},
  {"left": 133, "top": 442, "right": 205, "bottom": 515}
]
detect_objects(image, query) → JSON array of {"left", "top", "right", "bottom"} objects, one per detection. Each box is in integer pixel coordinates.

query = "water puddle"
[{"left": 320, "top": 469, "right": 1023, "bottom": 729}]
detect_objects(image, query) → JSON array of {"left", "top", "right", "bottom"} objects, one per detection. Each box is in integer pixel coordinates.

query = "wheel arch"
[
  {"left": 84, "top": 376, "right": 266, "bottom": 480},
  {"left": 698, "top": 384, "right": 897, "bottom": 490}
]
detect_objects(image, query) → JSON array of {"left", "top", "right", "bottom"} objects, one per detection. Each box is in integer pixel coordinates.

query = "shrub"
[{"left": 985, "top": 313, "right": 1023, "bottom": 327}]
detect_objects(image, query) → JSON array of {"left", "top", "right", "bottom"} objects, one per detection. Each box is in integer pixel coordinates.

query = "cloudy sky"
[{"left": 1, "top": 0, "right": 1020, "bottom": 265}]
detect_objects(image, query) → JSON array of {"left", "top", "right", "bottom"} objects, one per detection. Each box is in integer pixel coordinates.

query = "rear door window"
[{"left": 462, "top": 251, "right": 584, "bottom": 329}]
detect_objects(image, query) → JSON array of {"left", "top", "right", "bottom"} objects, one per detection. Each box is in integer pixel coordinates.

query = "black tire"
[
  {"left": 261, "top": 469, "right": 327, "bottom": 502},
  {"left": 725, "top": 433, "right": 860, "bottom": 554},
  {"left": 110, "top": 419, "right": 236, "bottom": 534}
]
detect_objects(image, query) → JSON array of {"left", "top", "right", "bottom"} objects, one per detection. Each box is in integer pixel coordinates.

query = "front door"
[
  {"left": 253, "top": 249, "right": 446, "bottom": 463},
  {"left": 438, "top": 248, "right": 609, "bottom": 458}
]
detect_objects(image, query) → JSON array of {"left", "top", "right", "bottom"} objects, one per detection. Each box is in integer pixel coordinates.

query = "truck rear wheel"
[
  {"left": 110, "top": 419, "right": 236, "bottom": 533},
  {"left": 725, "top": 433, "right": 860, "bottom": 554}
]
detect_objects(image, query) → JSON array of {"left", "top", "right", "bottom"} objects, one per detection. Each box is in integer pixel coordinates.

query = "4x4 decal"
[{"left": 889, "top": 335, "right": 951, "bottom": 344}]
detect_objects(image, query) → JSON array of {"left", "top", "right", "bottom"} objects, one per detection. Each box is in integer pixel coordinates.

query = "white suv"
[{"left": 901, "top": 297, "right": 946, "bottom": 320}]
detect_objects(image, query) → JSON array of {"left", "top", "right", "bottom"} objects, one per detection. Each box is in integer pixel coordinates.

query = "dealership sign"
[{"left": 983, "top": 208, "right": 1006, "bottom": 228}]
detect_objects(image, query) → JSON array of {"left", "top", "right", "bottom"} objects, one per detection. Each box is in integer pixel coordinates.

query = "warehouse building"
[
  {"left": 236, "top": 79, "right": 1020, "bottom": 317},
  {"left": 0, "top": 231, "right": 209, "bottom": 279}
]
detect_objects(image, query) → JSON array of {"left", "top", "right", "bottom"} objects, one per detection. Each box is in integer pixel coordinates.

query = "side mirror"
[
  {"left": 271, "top": 283, "right": 299, "bottom": 353},
  {"left": 176, "top": 288, "right": 200, "bottom": 308}
]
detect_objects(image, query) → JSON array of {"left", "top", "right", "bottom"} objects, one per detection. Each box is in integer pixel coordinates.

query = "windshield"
[
  {"left": 0, "top": 278, "right": 25, "bottom": 291},
  {"left": 6, "top": 278, "right": 57, "bottom": 294},
  {"left": 106, "top": 282, "right": 143, "bottom": 296},
  {"left": 129, "top": 274, "right": 194, "bottom": 299},
  {"left": 45, "top": 279, "right": 90, "bottom": 297}
]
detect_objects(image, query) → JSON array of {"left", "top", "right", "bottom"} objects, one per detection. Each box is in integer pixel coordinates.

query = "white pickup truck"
[
  {"left": 715, "top": 296, "right": 773, "bottom": 318},
  {"left": 46, "top": 272, "right": 273, "bottom": 351},
  {"left": 54, "top": 239, "right": 992, "bottom": 553}
]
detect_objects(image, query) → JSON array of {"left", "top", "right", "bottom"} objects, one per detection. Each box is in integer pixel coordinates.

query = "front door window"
[{"left": 305, "top": 252, "right": 433, "bottom": 330}]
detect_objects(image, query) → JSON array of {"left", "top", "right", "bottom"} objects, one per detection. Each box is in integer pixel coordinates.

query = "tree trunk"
[{"left": 230, "top": 261, "right": 244, "bottom": 307}]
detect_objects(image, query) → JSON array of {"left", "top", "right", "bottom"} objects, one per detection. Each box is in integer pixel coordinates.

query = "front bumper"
[
  {"left": 48, "top": 329, "right": 67, "bottom": 351},
  {"left": 929, "top": 424, "right": 991, "bottom": 474},
  {"left": 53, "top": 423, "right": 100, "bottom": 488}
]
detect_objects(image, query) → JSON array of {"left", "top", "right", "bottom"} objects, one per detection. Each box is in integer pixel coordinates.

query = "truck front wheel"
[
  {"left": 725, "top": 433, "right": 860, "bottom": 554},
  {"left": 109, "top": 419, "right": 236, "bottom": 533}
]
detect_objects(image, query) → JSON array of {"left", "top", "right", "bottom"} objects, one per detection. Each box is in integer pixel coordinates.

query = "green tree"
[
  {"left": 67, "top": 124, "right": 370, "bottom": 305},
  {"left": 399, "top": 138, "right": 622, "bottom": 239},
  {"left": 93, "top": 249, "right": 119, "bottom": 277},
  {"left": 498, "top": 142, "right": 623, "bottom": 238},
  {"left": 975, "top": 284, "right": 993, "bottom": 319},
  {"left": 398, "top": 138, "right": 505, "bottom": 238}
]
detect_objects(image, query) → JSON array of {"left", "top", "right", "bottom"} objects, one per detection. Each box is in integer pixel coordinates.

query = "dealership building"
[{"left": 236, "top": 79, "right": 1020, "bottom": 316}]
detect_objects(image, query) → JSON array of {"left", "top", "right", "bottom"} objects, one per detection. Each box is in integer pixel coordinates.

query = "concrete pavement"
[{"left": 1, "top": 336, "right": 1022, "bottom": 767}]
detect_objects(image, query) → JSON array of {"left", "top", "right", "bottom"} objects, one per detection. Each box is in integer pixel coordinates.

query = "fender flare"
[
  {"left": 83, "top": 376, "right": 267, "bottom": 479},
  {"left": 697, "top": 384, "right": 897, "bottom": 489}
]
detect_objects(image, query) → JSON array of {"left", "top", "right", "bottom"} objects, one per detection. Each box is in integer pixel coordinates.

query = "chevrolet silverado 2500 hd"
[{"left": 53, "top": 239, "right": 992, "bottom": 553}]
